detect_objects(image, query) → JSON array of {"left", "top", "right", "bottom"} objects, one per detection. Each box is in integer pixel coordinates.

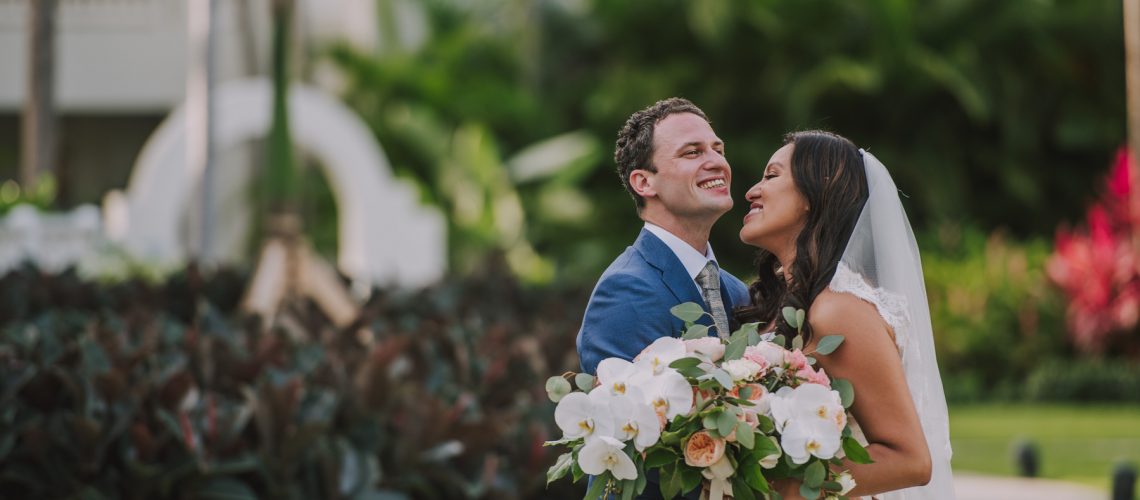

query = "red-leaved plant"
[{"left": 1047, "top": 148, "right": 1140, "bottom": 353}]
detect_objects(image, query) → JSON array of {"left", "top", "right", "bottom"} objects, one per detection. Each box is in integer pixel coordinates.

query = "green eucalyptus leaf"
[
  {"left": 804, "top": 460, "right": 825, "bottom": 488},
  {"left": 814, "top": 335, "right": 845, "bottom": 355},
  {"left": 682, "top": 324, "right": 710, "bottom": 340},
  {"left": 546, "top": 376, "right": 572, "bottom": 402},
  {"left": 781, "top": 307, "right": 799, "bottom": 328},
  {"left": 735, "top": 420, "right": 755, "bottom": 449},
  {"left": 771, "top": 335, "right": 787, "bottom": 348},
  {"left": 724, "top": 335, "right": 747, "bottom": 361},
  {"left": 792, "top": 334, "right": 804, "bottom": 351},
  {"left": 711, "top": 369, "right": 734, "bottom": 390},
  {"left": 575, "top": 373, "right": 596, "bottom": 391},
  {"left": 716, "top": 411, "right": 737, "bottom": 438},
  {"left": 799, "top": 483, "right": 820, "bottom": 500},
  {"left": 832, "top": 378, "right": 855, "bottom": 408},
  {"left": 671, "top": 302, "right": 708, "bottom": 323},
  {"left": 795, "top": 310, "right": 806, "bottom": 330}
]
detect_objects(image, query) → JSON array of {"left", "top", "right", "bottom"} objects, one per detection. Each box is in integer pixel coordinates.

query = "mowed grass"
[{"left": 950, "top": 404, "right": 1140, "bottom": 492}]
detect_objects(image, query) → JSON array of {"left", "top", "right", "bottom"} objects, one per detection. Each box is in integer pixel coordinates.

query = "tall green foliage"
[{"left": 332, "top": 0, "right": 1125, "bottom": 282}]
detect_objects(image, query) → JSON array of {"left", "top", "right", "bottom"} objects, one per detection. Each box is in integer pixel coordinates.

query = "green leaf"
[
  {"left": 645, "top": 448, "right": 677, "bottom": 469},
  {"left": 711, "top": 369, "right": 734, "bottom": 390},
  {"left": 669, "top": 357, "right": 702, "bottom": 370},
  {"left": 682, "top": 324, "right": 710, "bottom": 340},
  {"left": 731, "top": 477, "right": 756, "bottom": 500},
  {"left": 733, "top": 322, "right": 760, "bottom": 339},
  {"left": 724, "top": 335, "right": 747, "bottom": 361},
  {"left": 671, "top": 302, "right": 708, "bottom": 323},
  {"left": 547, "top": 452, "right": 574, "bottom": 485},
  {"left": 716, "top": 411, "right": 737, "bottom": 438},
  {"left": 741, "top": 459, "right": 770, "bottom": 493},
  {"left": 584, "top": 472, "right": 610, "bottom": 500},
  {"left": 661, "top": 462, "right": 682, "bottom": 499},
  {"left": 822, "top": 480, "right": 842, "bottom": 492},
  {"left": 661, "top": 429, "right": 683, "bottom": 446},
  {"left": 677, "top": 365, "right": 707, "bottom": 379},
  {"left": 832, "top": 378, "right": 855, "bottom": 408},
  {"left": 679, "top": 466, "right": 702, "bottom": 495},
  {"left": 703, "top": 413, "right": 720, "bottom": 431},
  {"left": 804, "top": 460, "right": 825, "bottom": 488},
  {"left": 546, "top": 376, "right": 572, "bottom": 402},
  {"left": 843, "top": 437, "right": 874, "bottom": 464},
  {"left": 771, "top": 335, "right": 787, "bottom": 348},
  {"left": 735, "top": 421, "right": 755, "bottom": 449},
  {"left": 575, "top": 373, "right": 596, "bottom": 391},
  {"left": 196, "top": 478, "right": 258, "bottom": 500},
  {"left": 738, "top": 386, "right": 752, "bottom": 400},
  {"left": 752, "top": 433, "right": 779, "bottom": 458},
  {"left": 781, "top": 307, "right": 800, "bottom": 328},
  {"left": 620, "top": 478, "right": 635, "bottom": 500},
  {"left": 757, "top": 415, "right": 775, "bottom": 434},
  {"left": 795, "top": 310, "right": 805, "bottom": 330},
  {"left": 792, "top": 334, "right": 804, "bottom": 351},
  {"left": 814, "top": 335, "right": 845, "bottom": 355},
  {"left": 799, "top": 483, "right": 820, "bottom": 500}
]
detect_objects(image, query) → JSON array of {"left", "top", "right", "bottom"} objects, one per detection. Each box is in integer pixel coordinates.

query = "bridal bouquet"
[{"left": 545, "top": 303, "right": 872, "bottom": 500}]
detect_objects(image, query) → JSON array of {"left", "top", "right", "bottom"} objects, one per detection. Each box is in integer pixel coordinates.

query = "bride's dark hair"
[{"left": 734, "top": 130, "right": 870, "bottom": 343}]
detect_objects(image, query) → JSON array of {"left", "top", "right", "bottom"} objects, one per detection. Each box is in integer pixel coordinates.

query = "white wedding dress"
[{"left": 826, "top": 151, "right": 956, "bottom": 500}]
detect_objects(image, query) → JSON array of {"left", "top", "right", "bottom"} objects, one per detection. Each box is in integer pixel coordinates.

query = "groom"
[{"left": 577, "top": 97, "right": 750, "bottom": 377}]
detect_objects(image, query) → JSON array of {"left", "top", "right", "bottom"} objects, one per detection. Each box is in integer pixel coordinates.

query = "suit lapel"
[{"left": 634, "top": 229, "right": 706, "bottom": 310}]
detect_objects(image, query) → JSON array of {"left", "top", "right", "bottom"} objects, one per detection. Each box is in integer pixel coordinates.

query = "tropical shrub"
[{"left": 0, "top": 262, "right": 587, "bottom": 499}]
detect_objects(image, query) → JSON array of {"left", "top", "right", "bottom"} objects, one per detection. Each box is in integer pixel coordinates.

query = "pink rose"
[
  {"left": 744, "top": 343, "right": 786, "bottom": 369},
  {"left": 684, "top": 337, "right": 725, "bottom": 362},
  {"left": 784, "top": 349, "right": 809, "bottom": 371},
  {"left": 683, "top": 430, "right": 726, "bottom": 467},
  {"left": 741, "top": 350, "right": 771, "bottom": 378},
  {"left": 797, "top": 366, "right": 831, "bottom": 387}
]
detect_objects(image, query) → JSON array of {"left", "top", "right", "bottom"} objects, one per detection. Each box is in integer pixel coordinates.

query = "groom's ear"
[{"left": 629, "top": 169, "right": 656, "bottom": 198}]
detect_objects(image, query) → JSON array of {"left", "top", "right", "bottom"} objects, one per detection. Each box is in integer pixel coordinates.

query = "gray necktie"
[{"left": 696, "top": 261, "right": 731, "bottom": 340}]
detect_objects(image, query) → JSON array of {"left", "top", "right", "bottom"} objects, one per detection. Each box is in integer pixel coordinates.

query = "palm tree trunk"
[{"left": 22, "top": 0, "right": 58, "bottom": 194}]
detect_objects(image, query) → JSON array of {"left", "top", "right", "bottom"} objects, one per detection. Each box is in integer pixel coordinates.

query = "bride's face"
[{"left": 740, "top": 143, "right": 809, "bottom": 252}]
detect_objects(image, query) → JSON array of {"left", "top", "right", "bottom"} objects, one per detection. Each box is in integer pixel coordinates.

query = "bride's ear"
[{"left": 630, "top": 169, "right": 656, "bottom": 198}]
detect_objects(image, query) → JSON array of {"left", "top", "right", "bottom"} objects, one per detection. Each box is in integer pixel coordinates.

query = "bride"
[{"left": 735, "top": 131, "right": 954, "bottom": 498}]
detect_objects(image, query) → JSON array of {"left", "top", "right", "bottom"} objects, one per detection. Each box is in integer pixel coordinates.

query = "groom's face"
[{"left": 641, "top": 112, "right": 733, "bottom": 221}]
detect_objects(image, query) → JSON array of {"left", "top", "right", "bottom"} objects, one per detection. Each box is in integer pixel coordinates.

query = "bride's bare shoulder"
[{"left": 808, "top": 289, "right": 892, "bottom": 344}]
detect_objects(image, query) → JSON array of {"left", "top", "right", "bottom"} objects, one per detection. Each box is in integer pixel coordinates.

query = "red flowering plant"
[{"left": 1047, "top": 147, "right": 1140, "bottom": 353}]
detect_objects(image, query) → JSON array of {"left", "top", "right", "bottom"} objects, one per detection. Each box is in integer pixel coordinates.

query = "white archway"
[{"left": 112, "top": 77, "right": 445, "bottom": 289}]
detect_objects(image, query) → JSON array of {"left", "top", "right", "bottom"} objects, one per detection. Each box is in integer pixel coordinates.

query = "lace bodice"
[{"left": 828, "top": 262, "right": 911, "bottom": 354}]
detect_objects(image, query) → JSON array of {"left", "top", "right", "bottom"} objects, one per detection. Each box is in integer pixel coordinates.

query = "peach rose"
[{"left": 683, "top": 430, "right": 727, "bottom": 467}]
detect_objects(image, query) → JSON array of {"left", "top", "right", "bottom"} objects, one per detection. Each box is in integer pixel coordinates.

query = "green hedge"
[
  {"left": 1025, "top": 359, "right": 1140, "bottom": 403},
  {"left": 0, "top": 263, "right": 586, "bottom": 499}
]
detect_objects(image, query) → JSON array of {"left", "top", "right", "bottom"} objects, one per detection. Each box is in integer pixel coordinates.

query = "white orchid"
[
  {"left": 769, "top": 383, "right": 845, "bottom": 433},
  {"left": 593, "top": 388, "right": 661, "bottom": 451},
  {"left": 780, "top": 418, "right": 842, "bottom": 464},
  {"left": 637, "top": 369, "right": 694, "bottom": 421},
  {"left": 553, "top": 392, "right": 614, "bottom": 442},
  {"left": 635, "top": 337, "right": 688, "bottom": 375},
  {"left": 578, "top": 436, "right": 638, "bottom": 480},
  {"left": 596, "top": 358, "right": 639, "bottom": 396}
]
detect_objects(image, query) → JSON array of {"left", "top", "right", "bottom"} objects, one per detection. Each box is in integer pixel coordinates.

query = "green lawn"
[{"left": 950, "top": 404, "right": 1140, "bottom": 492}]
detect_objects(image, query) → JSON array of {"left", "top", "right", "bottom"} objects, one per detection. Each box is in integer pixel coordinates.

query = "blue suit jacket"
[
  {"left": 575, "top": 229, "right": 751, "bottom": 500},
  {"left": 578, "top": 228, "right": 751, "bottom": 375}
]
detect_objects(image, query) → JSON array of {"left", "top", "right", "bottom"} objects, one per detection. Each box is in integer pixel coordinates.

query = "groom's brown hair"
[{"left": 614, "top": 97, "right": 710, "bottom": 212}]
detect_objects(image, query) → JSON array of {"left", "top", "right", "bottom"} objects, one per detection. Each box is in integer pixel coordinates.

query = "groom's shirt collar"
[{"left": 643, "top": 222, "right": 718, "bottom": 284}]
